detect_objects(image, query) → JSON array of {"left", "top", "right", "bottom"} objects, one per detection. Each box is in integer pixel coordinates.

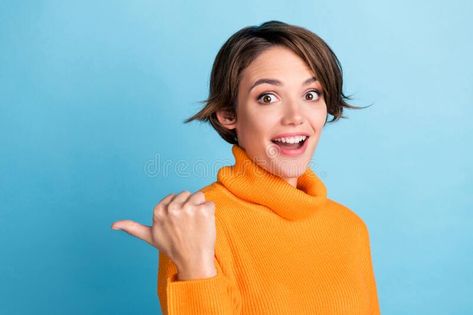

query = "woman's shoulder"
[
  {"left": 324, "top": 198, "right": 371, "bottom": 234},
  {"left": 197, "top": 180, "right": 259, "bottom": 241},
  {"left": 199, "top": 181, "right": 233, "bottom": 199},
  {"left": 198, "top": 181, "right": 221, "bottom": 198},
  {"left": 198, "top": 181, "right": 242, "bottom": 213}
]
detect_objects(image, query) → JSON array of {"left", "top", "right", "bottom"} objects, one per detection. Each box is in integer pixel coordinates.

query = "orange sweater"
[{"left": 157, "top": 145, "right": 380, "bottom": 314}]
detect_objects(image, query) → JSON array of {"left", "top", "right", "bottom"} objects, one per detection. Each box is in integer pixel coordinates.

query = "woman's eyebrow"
[{"left": 249, "top": 76, "right": 318, "bottom": 92}]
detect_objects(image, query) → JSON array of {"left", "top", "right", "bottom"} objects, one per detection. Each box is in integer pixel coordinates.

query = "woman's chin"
[{"left": 268, "top": 160, "right": 309, "bottom": 179}]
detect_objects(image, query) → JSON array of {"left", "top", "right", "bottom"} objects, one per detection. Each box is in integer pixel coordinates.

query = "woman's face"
[{"left": 217, "top": 45, "right": 327, "bottom": 187}]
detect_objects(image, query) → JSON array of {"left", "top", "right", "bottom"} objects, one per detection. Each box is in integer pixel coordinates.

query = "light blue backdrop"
[{"left": 1, "top": 0, "right": 471, "bottom": 314}]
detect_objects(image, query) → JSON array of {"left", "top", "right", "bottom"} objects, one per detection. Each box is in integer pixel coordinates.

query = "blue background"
[{"left": 1, "top": 1, "right": 472, "bottom": 314}]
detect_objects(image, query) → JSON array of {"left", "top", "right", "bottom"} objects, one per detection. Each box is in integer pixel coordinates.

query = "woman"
[{"left": 112, "top": 20, "right": 380, "bottom": 314}]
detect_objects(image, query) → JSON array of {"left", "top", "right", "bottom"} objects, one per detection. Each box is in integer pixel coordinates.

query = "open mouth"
[{"left": 271, "top": 136, "right": 309, "bottom": 150}]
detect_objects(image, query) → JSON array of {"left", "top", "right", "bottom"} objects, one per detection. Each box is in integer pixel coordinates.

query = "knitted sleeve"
[
  {"left": 157, "top": 217, "right": 242, "bottom": 315},
  {"left": 361, "top": 222, "right": 381, "bottom": 315}
]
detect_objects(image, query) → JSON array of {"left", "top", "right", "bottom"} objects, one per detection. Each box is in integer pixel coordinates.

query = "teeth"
[{"left": 272, "top": 136, "right": 307, "bottom": 144}]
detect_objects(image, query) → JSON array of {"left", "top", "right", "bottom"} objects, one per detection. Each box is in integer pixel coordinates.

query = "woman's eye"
[
  {"left": 257, "top": 93, "right": 277, "bottom": 104},
  {"left": 305, "top": 90, "right": 321, "bottom": 101}
]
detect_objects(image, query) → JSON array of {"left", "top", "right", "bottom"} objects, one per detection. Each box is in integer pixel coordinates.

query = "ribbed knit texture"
[{"left": 157, "top": 145, "right": 380, "bottom": 314}]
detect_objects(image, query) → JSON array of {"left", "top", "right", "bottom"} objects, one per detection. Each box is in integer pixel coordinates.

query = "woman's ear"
[{"left": 216, "top": 109, "right": 237, "bottom": 130}]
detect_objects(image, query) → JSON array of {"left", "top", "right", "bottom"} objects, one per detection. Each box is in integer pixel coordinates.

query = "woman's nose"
[{"left": 281, "top": 101, "right": 304, "bottom": 126}]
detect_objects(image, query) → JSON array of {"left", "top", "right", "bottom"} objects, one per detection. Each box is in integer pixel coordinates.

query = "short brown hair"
[{"left": 184, "top": 20, "right": 367, "bottom": 144}]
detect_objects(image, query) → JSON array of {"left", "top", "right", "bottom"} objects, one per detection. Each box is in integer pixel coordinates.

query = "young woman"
[{"left": 112, "top": 20, "right": 380, "bottom": 314}]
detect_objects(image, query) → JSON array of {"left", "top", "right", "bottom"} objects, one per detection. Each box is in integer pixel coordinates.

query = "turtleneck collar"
[{"left": 216, "top": 145, "right": 328, "bottom": 221}]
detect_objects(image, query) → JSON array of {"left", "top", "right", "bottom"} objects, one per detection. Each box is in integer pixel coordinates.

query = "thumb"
[{"left": 112, "top": 220, "right": 153, "bottom": 245}]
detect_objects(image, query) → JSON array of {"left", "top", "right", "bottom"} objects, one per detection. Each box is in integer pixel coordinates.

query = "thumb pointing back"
[{"left": 112, "top": 220, "right": 153, "bottom": 245}]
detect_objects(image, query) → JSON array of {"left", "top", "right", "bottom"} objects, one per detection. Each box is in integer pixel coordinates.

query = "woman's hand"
[{"left": 111, "top": 191, "right": 217, "bottom": 280}]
